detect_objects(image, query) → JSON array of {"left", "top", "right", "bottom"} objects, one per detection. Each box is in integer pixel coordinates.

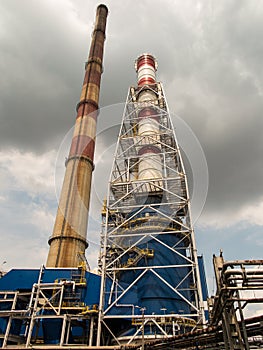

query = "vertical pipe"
[
  {"left": 3, "top": 311, "right": 14, "bottom": 348},
  {"left": 60, "top": 315, "right": 67, "bottom": 346},
  {"left": 135, "top": 54, "right": 157, "bottom": 86},
  {"left": 46, "top": 4, "right": 108, "bottom": 267},
  {"left": 135, "top": 54, "right": 162, "bottom": 194},
  {"left": 89, "top": 316, "right": 94, "bottom": 346}
]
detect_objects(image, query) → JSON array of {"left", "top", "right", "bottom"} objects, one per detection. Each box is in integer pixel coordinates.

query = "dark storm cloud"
[
  {"left": 0, "top": 0, "right": 263, "bottom": 224},
  {"left": 167, "top": 1, "right": 263, "bottom": 217},
  {"left": 0, "top": 0, "right": 92, "bottom": 151}
]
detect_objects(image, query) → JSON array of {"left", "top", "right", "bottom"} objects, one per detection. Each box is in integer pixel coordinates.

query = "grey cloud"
[
  {"left": 0, "top": 0, "right": 91, "bottom": 151},
  {"left": 0, "top": 0, "right": 263, "bottom": 232},
  {"left": 162, "top": 1, "right": 263, "bottom": 219}
]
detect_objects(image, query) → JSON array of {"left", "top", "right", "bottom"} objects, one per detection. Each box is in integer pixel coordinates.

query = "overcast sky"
[{"left": 0, "top": 0, "right": 262, "bottom": 302}]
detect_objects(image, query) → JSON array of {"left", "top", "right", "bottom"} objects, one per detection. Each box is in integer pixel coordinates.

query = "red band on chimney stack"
[{"left": 135, "top": 53, "right": 157, "bottom": 86}]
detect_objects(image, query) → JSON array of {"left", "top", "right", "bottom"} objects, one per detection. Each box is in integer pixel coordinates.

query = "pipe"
[
  {"left": 135, "top": 54, "right": 158, "bottom": 86},
  {"left": 135, "top": 54, "right": 162, "bottom": 195},
  {"left": 46, "top": 4, "right": 108, "bottom": 267}
]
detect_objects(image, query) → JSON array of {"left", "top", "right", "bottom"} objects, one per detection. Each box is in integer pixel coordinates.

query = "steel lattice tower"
[{"left": 97, "top": 54, "right": 205, "bottom": 346}]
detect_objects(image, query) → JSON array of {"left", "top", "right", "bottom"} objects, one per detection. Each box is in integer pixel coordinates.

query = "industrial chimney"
[
  {"left": 97, "top": 54, "right": 205, "bottom": 344},
  {"left": 46, "top": 4, "right": 108, "bottom": 268}
]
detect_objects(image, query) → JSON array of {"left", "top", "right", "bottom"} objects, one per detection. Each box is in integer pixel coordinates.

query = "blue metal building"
[{"left": 0, "top": 267, "right": 100, "bottom": 346}]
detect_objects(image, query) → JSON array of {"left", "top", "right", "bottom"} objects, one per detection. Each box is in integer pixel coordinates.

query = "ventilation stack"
[
  {"left": 46, "top": 4, "right": 108, "bottom": 267},
  {"left": 97, "top": 54, "right": 206, "bottom": 345}
]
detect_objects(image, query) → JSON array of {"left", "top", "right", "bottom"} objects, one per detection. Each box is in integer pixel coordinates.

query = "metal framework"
[
  {"left": 208, "top": 255, "right": 263, "bottom": 350},
  {"left": 0, "top": 266, "right": 99, "bottom": 348},
  {"left": 97, "top": 82, "right": 205, "bottom": 346},
  {"left": 0, "top": 257, "right": 262, "bottom": 349},
  {"left": 126, "top": 256, "right": 263, "bottom": 349}
]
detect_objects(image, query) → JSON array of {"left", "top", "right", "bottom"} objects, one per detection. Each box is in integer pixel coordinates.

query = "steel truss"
[
  {"left": 97, "top": 82, "right": 205, "bottom": 346},
  {"left": 209, "top": 254, "right": 263, "bottom": 350},
  {"left": 126, "top": 256, "right": 263, "bottom": 349},
  {"left": 0, "top": 266, "right": 98, "bottom": 348}
]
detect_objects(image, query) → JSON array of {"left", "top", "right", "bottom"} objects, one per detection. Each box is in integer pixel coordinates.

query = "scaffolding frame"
[
  {"left": 209, "top": 255, "right": 263, "bottom": 350},
  {"left": 0, "top": 266, "right": 98, "bottom": 348},
  {"left": 97, "top": 83, "right": 205, "bottom": 345},
  {"left": 128, "top": 256, "right": 263, "bottom": 349}
]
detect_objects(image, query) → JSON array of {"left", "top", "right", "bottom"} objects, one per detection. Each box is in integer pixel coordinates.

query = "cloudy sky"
[{"left": 0, "top": 0, "right": 262, "bottom": 299}]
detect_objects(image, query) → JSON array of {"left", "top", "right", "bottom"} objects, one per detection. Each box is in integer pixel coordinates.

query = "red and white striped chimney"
[
  {"left": 135, "top": 53, "right": 158, "bottom": 86},
  {"left": 135, "top": 54, "right": 162, "bottom": 194}
]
